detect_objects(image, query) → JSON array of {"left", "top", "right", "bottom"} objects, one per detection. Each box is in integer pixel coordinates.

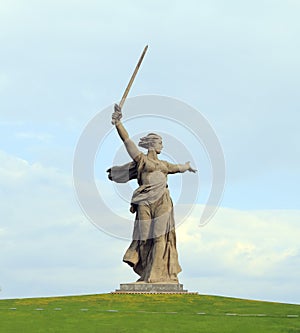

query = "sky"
[{"left": 1, "top": 0, "right": 300, "bottom": 304}]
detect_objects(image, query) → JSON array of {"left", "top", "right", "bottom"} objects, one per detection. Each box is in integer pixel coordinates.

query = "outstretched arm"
[
  {"left": 166, "top": 161, "right": 197, "bottom": 174},
  {"left": 112, "top": 104, "right": 141, "bottom": 161}
]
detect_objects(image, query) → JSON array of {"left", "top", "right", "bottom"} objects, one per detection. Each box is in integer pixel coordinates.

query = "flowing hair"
[{"left": 138, "top": 133, "right": 162, "bottom": 149}]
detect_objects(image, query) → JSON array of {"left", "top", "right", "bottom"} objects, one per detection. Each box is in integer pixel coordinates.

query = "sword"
[{"left": 112, "top": 45, "right": 148, "bottom": 124}]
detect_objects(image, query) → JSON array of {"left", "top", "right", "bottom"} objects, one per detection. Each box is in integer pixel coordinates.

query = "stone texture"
[{"left": 114, "top": 282, "right": 193, "bottom": 294}]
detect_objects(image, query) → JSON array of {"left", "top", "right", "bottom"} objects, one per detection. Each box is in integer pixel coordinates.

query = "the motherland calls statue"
[{"left": 106, "top": 46, "right": 196, "bottom": 291}]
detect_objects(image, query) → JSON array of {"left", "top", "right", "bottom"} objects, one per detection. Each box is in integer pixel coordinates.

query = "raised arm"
[{"left": 112, "top": 104, "right": 141, "bottom": 161}]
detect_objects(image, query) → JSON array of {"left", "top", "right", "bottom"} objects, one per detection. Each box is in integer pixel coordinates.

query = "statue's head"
[{"left": 138, "top": 133, "right": 163, "bottom": 154}]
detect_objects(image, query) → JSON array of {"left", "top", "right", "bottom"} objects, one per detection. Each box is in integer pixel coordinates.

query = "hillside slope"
[{"left": 0, "top": 294, "right": 299, "bottom": 333}]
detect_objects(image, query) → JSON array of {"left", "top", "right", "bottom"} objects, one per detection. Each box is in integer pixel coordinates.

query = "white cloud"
[
  {"left": 176, "top": 206, "right": 300, "bottom": 303},
  {"left": 0, "top": 149, "right": 73, "bottom": 228},
  {"left": 14, "top": 131, "right": 53, "bottom": 142},
  {"left": 0, "top": 150, "right": 134, "bottom": 298}
]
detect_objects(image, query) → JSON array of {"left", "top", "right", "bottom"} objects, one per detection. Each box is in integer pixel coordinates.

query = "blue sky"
[{"left": 1, "top": 0, "right": 300, "bottom": 303}]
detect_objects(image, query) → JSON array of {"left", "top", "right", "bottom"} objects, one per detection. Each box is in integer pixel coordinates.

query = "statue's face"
[{"left": 154, "top": 140, "right": 163, "bottom": 154}]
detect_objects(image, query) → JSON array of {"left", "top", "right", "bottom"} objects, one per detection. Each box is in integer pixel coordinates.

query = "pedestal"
[{"left": 113, "top": 282, "right": 197, "bottom": 294}]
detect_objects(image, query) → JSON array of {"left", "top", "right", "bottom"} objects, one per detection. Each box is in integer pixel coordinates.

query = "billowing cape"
[{"left": 106, "top": 161, "right": 137, "bottom": 183}]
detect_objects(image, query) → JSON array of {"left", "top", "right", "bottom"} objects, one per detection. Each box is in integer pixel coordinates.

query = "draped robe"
[{"left": 107, "top": 153, "right": 182, "bottom": 283}]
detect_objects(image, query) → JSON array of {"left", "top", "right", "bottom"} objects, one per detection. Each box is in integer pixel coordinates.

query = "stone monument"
[{"left": 106, "top": 46, "right": 197, "bottom": 293}]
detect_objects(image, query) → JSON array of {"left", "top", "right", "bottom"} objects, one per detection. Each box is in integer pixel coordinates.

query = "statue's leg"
[
  {"left": 135, "top": 204, "right": 153, "bottom": 281},
  {"left": 147, "top": 192, "right": 180, "bottom": 283}
]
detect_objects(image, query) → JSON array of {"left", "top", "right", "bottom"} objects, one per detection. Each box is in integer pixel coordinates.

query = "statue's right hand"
[{"left": 112, "top": 104, "right": 122, "bottom": 125}]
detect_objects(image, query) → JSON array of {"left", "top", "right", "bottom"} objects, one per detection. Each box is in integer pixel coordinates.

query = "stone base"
[{"left": 113, "top": 282, "right": 197, "bottom": 294}]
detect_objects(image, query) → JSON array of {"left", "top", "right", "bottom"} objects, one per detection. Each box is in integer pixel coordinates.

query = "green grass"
[{"left": 0, "top": 294, "right": 299, "bottom": 333}]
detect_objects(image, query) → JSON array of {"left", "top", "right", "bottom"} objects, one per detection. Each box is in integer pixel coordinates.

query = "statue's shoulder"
[
  {"left": 160, "top": 159, "right": 170, "bottom": 165},
  {"left": 135, "top": 152, "right": 147, "bottom": 164}
]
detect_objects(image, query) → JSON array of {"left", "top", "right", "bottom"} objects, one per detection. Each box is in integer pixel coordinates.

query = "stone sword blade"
[{"left": 112, "top": 45, "right": 148, "bottom": 124}]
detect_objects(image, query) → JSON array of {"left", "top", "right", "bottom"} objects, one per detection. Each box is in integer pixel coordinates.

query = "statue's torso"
[{"left": 140, "top": 156, "right": 168, "bottom": 186}]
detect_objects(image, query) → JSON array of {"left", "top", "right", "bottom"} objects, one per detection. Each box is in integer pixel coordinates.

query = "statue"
[
  {"left": 105, "top": 46, "right": 196, "bottom": 289},
  {"left": 107, "top": 104, "right": 197, "bottom": 284}
]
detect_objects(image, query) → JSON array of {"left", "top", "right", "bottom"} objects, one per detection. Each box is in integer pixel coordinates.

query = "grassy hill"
[{"left": 0, "top": 293, "right": 299, "bottom": 333}]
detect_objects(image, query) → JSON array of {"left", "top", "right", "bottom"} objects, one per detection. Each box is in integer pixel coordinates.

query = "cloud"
[
  {"left": 0, "top": 149, "right": 137, "bottom": 297},
  {"left": 14, "top": 131, "right": 53, "bottom": 142},
  {"left": 0, "top": 150, "right": 70, "bottom": 206},
  {"left": 176, "top": 206, "right": 300, "bottom": 303}
]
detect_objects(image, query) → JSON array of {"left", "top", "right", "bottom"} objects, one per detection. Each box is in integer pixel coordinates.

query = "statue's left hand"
[{"left": 185, "top": 161, "right": 197, "bottom": 173}]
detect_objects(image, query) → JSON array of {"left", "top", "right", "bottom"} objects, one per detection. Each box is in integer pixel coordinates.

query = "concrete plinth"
[{"left": 113, "top": 282, "right": 197, "bottom": 294}]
